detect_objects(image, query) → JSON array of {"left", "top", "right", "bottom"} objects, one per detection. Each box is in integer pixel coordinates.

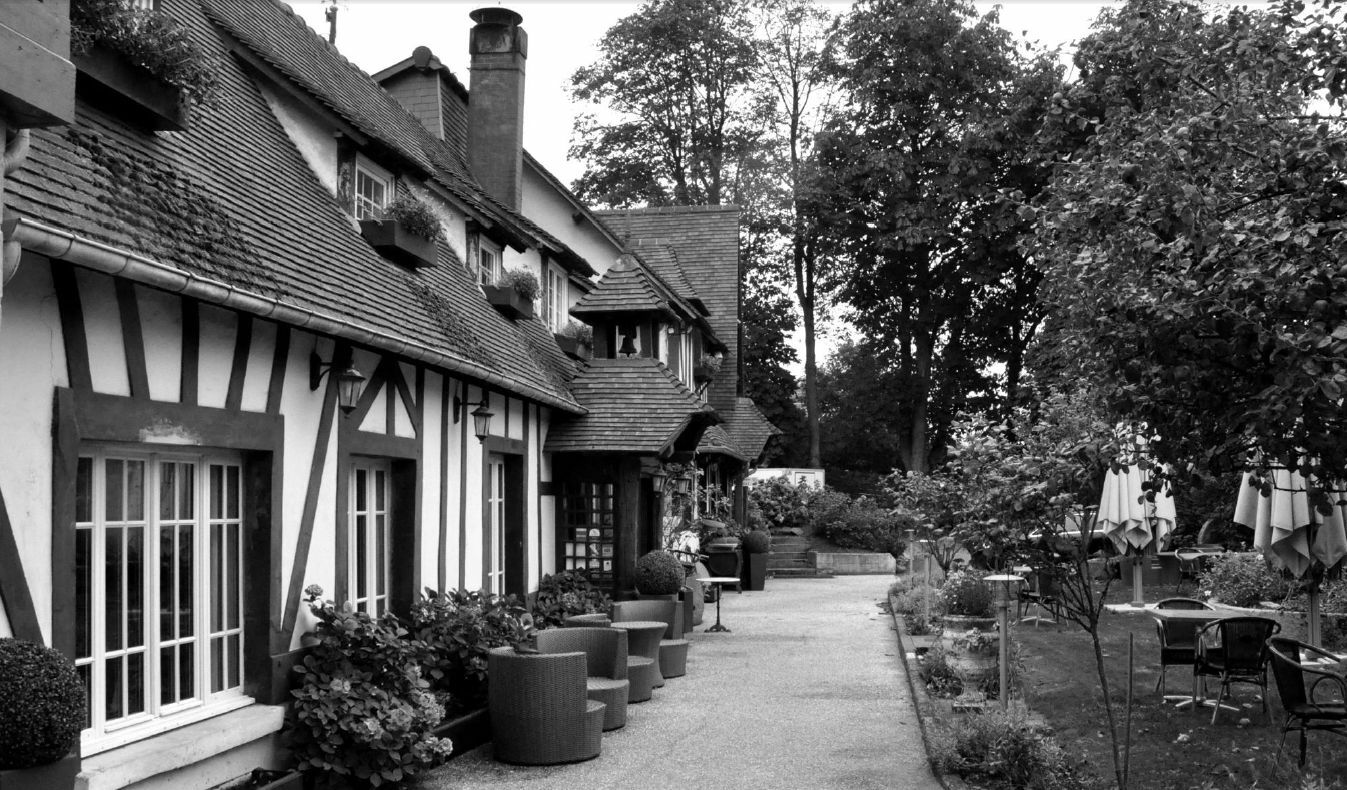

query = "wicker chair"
[
  {"left": 613, "top": 600, "right": 690, "bottom": 679},
  {"left": 1267, "top": 636, "right": 1347, "bottom": 767},
  {"left": 536, "top": 627, "right": 629, "bottom": 731},
  {"left": 563, "top": 613, "right": 612, "bottom": 628},
  {"left": 487, "top": 647, "right": 605, "bottom": 765},
  {"left": 1194, "top": 616, "right": 1281, "bottom": 724},
  {"left": 1152, "top": 598, "right": 1212, "bottom": 697}
]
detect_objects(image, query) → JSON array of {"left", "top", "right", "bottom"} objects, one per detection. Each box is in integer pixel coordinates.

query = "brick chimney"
[{"left": 467, "top": 7, "right": 526, "bottom": 210}]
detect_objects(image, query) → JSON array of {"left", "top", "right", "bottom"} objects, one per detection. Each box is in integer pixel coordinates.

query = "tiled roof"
[
  {"left": 595, "top": 206, "right": 741, "bottom": 410},
  {"left": 696, "top": 424, "right": 748, "bottom": 462},
  {"left": 629, "top": 240, "right": 703, "bottom": 311},
  {"left": 7, "top": 0, "right": 578, "bottom": 410},
  {"left": 545, "top": 358, "right": 715, "bottom": 454},
  {"left": 571, "top": 256, "right": 681, "bottom": 320},
  {"left": 721, "top": 397, "right": 782, "bottom": 462}
]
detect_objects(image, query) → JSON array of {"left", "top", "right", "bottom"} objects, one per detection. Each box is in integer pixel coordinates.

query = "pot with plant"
[
  {"left": 634, "top": 550, "right": 684, "bottom": 600},
  {"left": 555, "top": 321, "right": 593, "bottom": 358},
  {"left": 692, "top": 354, "right": 722, "bottom": 384},
  {"left": 483, "top": 269, "right": 538, "bottom": 320},
  {"left": 359, "top": 192, "right": 441, "bottom": 268},
  {"left": 936, "top": 570, "right": 996, "bottom": 631},
  {"left": 741, "top": 529, "right": 771, "bottom": 591},
  {"left": 0, "top": 638, "right": 84, "bottom": 790}
]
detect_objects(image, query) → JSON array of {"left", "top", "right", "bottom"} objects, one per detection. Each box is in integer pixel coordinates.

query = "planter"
[
  {"left": 950, "top": 648, "right": 998, "bottom": 690},
  {"left": 73, "top": 45, "right": 187, "bottom": 131},
  {"left": 358, "top": 219, "right": 438, "bottom": 268},
  {"left": 0, "top": 753, "right": 79, "bottom": 790},
  {"left": 245, "top": 768, "right": 303, "bottom": 790},
  {"left": 554, "top": 334, "right": 584, "bottom": 358},
  {"left": 939, "top": 614, "right": 997, "bottom": 631},
  {"left": 433, "top": 706, "right": 492, "bottom": 758},
  {"left": 482, "top": 285, "right": 534, "bottom": 320},
  {"left": 742, "top": 552, "right": 767, "bottom": 591},
  {"left": 692, "top": 363, "right": 718, "bottom": 383}
]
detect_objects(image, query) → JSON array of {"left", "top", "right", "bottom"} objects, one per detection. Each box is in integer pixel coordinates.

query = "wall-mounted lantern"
[{"left": 309, "top": 349, "right": 365, "bottom": 414}]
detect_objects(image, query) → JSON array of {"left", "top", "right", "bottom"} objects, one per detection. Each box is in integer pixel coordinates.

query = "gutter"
[{"left": 4, "top": 218, "right": 586, "bottom": 415}]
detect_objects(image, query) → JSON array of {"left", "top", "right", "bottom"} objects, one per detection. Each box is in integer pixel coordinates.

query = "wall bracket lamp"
[
  {"left": 309, "top": 350, "right": 365, "bottom": 414},
  {"left": 454, "top": 393, "right": 495, "bottom": 442}
]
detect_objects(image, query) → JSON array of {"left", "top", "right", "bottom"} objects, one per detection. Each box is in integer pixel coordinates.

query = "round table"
[
  {"left": 612, "top": 620, "right": 667, "bottom": 688},
  {"left": 697, "top": 576, "right": 742, "bottom": 633}
]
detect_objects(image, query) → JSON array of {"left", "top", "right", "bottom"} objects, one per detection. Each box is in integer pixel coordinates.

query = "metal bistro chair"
[
  {"left": 1153, "top": 598, "right": 1213, "bottom": 698},
  {"left": 1266, "top": 636, "right": 1347, "bottom": 767},
  {"left": 1016, "top": 570, "right": 1061, "bottom": 628},
  {"left": 1194, "top": 616, "right": 1281, "bottom": 724},
  {"left": 1174, "top": 549, "right": 1207, "bottom": 592}
]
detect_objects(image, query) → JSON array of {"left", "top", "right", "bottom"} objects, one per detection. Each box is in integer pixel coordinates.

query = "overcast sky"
[{"left": 287, "top": 0, "right": 1108, "bottom": 185}]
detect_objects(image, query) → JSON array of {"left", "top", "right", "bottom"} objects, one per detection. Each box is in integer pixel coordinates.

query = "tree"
[
  {"left": 816, "top": 338, "right": 908, "bottom": 475},
  {"left": 752, "top": 0, "right": 836, "bottom": 467},
  {"left": 568, "top": 0, "right": 759, "bottom": 207},
  {"left": 812, "top": 0, "right": 1061, "bottom": 473},
  {"left": 1028, "top": 0, "right": 1347, "bottom": 491},
  {"left": 741, "top": 267, "right": 807, "bottom": 465}
]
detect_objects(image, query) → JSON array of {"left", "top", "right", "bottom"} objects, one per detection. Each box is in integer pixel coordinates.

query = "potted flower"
[
  {"left": 483, "top": 269, "right": 538, "bottom": 320},
  {"left": 0, "top": 639, "right": 84, "bottom": 790},
  {"left": 692, "top": 354, "right": 722, "bottom": 384},
  {"left": 359, "top": 193, "right": 441, "bottom": 268},
  {"left": 71, "top": 0, "right": 219, "bottom": 131},
  {"left": 936, "top": 570, "right": 996, "bottom": 631},
  {"left": 555, "top": 321, "right": 593, "bottom": 358},
  {"left": 741, "top": 529, "right": 771, "bottom": 591}
]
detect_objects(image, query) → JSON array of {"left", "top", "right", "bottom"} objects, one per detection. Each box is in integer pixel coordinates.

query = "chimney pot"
[
  {"left": 467, "top": 6, "right": 527, "bottom": 210},
  {"left": 469, "top": 8, "right": 524, "bottom": 27},
  {"left": 412, "top": 45, "right": 434, "bottom": 69}
]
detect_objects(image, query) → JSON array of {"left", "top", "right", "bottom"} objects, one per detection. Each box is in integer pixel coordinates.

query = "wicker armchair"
[
  {"left": 610, "top": 621, "right": 664, "bottom": 700},
  {"left": 536, "top": 627, "right": 630, "bottom": 731},
  {"left": 613, "top": 599, "right": 690, "bottom": 679},
  {"left": 487, "top": 647, "right": 605, "bottom": 765},
  {"left": 564, "top": 613, "right": 612, "bottom": 628}
]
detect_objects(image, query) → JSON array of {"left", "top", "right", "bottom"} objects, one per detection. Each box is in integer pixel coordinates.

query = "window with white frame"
[
  {"left": 353, "top": 159, "right": 392, "bottom": 221},
  {"left": 74, "top": 449, "right": 245, "bottom": 753},
  {"left": 478, "top": 240, "right": 502, "bottom": 286},
  {"left": 349, "top": 460, "right": 391, "bottom": 615},
  {"left": 542, "top": 264, "right": 567, "bottom": 331}
]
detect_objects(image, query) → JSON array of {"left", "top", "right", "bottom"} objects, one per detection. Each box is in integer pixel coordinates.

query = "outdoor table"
[
  {"left": 698, "top": 576, "right": 741, "bottom": 633},
  {"left": 1151, "top": 608, "right": 1238, "bottom": 710},
  {"left": 611, "top": 620, "right": 667, "bottom": 687}
]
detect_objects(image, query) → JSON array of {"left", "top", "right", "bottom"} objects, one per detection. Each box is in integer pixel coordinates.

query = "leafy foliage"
[
  {"left": 917, "top": 645, "right": 963, "bottom": 698},
  {"left": 71, "top": 0, "right": 220, "bottom": 108},
  {"left": 560, "top": 320, "right": 594, "bottom": 346},
  {"left": 748, "top": 475, "right": 847, "bottom": 533},
  {"left": 812, "top": 0, "right": 1062, "bottom": 472},
  {"left": 0, "top": 639, "right": 83, "bottom": 769},
  {"left": 383, "top": 193, "right": 443, "bottom": 241},
  {"left": 1028, "top": 0, "right": 1347, "bottom": 489},
  {"left": 1197, "top": 553, "right": 1289, "bottom": 608},
  {"left": 289, "top": 590, "right": 452, "bottom": 788},
  {"left": 817, "top": 497, "right": 911, "bottom": 556},
  {"left": 531, "top": 571, "right": 613, "bottom": 629},
  {"left": 937, "top": 570, "right": 994, "bottom": 618},
  {"left": 634, "top": 550, "right": 685, "bottom": 595},
  {"left": 496, "top": 269, "right": 541, "bottom": 301},
  {"left": 742, "top": 530, "right": 772, "bottom": 554},
  {"left": 932, "top": 710, "right": 1082, "bottom": 790},
  {"left": 408, "top": 589, "right": 525, "bottom": 713}
]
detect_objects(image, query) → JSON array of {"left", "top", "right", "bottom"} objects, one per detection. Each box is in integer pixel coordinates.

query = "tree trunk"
[{"left": 908, "top": 333, "right": 932, "bottom": 474}]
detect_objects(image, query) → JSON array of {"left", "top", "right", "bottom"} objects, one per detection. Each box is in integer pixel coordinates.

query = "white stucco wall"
[{"left": 521, "top": 164, "right": 623, "bottom": 276}]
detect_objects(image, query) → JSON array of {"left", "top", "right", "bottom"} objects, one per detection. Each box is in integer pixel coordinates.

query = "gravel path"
[{"left": 416, "top": 575, "right": 942, "bottom": 790}]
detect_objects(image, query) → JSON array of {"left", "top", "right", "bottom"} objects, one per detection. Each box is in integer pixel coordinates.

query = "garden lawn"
[{"left": 1014, "top": 584, "right": 1347, "bottom": 789}]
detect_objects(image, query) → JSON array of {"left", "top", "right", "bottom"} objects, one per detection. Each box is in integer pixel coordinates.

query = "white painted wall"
[
  {"left": 79, "top": 267, "right": 130, "bottom": 398},
  {"left": 196, "top": 303, "right": 238, "bottom": 411},
  {"left": 521, "top": 163, "right": 623, "bottom": 277},
  {"left": 258, "top": 83, "right": 340, "bottom": 198}
]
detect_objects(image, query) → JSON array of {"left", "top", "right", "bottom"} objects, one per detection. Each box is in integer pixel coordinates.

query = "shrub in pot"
[
  {"left": 938, "top": 569, "right": 994, "bottom": 624},
  {"left": 0, "top": 638, "right": 84, "bottom": 786},
  {"left": 741, "top": 530, "right": 771, "bottom": 591},
  {"left": 635, "top": 550, "right": 684, "bottom": 597}
]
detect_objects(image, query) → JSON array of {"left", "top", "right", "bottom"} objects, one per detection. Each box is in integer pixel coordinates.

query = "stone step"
[
  {"left": 768, "top": 558, "right": 813, "bottom": 570},
  {"left": 770, "top": 537, "right": 810, "bottom": 549},
  {"left": 769, "top": 548, "right": 810, "bottom": 558},
  {"left": 770, "top": 568, "right": 834, "bottom": 578}
]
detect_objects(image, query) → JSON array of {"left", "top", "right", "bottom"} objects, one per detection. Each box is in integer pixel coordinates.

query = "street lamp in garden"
[{"left": 984, "top": 573, "right": 1025, "bottom": 709}]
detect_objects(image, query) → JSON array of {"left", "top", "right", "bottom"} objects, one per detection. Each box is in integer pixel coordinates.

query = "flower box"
[
  {"left": 693, "top": 362, "right": 719, "bottom": 383},
  {"left": 554, "top": 333, "right": 587, "bottom": 358},
  {"left": 0, "top": 753, "right": 79, "bottom": 790},
  {"left": 358, "top": 219, "right": 438, "bottom": 268},
  {"left": 73, "top": 45, "right": 187, "bottom": 131},
  {"left": 245, "top": 768, "right": 303, "bottom": 790},
  {"left": 482, "top": 285, "right": 534, "bottom": 320},
  {"left": 433, "top": 706, "right": 492, "bottom": 758}
]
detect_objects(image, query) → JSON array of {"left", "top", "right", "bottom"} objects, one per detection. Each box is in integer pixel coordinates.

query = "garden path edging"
[{"left": 887, "top": 591, "right": 970, "bottom": 790}]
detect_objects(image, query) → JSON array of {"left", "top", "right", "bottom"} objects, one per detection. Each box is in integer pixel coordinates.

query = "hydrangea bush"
[
  {"left": 1197, "top": 553, "right": 1289, "bottom": 608},
  {"left": 531, "top": 570, "right": 612, "bottom": 629},
  {"left": 938, "top": 570, "right": 994, "bottom": 618},
  {"left": 410, "top": 588, "right": 525, "bottom": 713}
]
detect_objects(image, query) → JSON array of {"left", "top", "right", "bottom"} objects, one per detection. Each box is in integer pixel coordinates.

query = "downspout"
[{"left": 4, "top": 217, "right": 587, "bottom": 415}]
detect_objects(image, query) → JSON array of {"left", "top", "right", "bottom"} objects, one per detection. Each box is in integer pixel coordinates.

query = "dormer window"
[
  {"left": 478, "top": 239, "right": 502, "bottom": 286},
  {"left": 353, "top": 157, "right": 392, "bottom": 220}
]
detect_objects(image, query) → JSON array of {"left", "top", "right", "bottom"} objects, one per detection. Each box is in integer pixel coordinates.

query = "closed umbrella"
[
  {"left": 1234, "top": 468, "right": 1347, "bottom": 646},
  {"left": 1098, "top": 462, "right": 1176, "bottom": 606}
]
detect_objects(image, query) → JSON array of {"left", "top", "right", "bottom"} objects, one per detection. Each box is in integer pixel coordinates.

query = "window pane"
[
  {"left": 227, "top": 634, "right": 241, "bottom": 688},
  {"left": 77, "top": 664, "right": 91, "bottom": 729},
  {"left": 76, "top": 457, "right": 92, "bottom": 523},
  {"left": 210, "top": 523, "right": 222, "bottom": 632},
  {"left": 227, "top": 524, "right": 240, "bottom": 629},
  {"left": 376, "top": 514, "right": 386, "bottom": 601},
  {"left": 179, "top": 643, "right": 194, "bottom": 701},
  {"left": 355, "top": 514, "right": 367, "bottom": 598},
  {"left": 160, "top": 526, "right": 175, "bottom": 637},
  {"left": 106, "top": 459, "right": 124, "bottom": 521},
  {"left": 210, "top": 465, "right": 223, "bottom": 520},
  {"left": 355, "top": 469, "right": 366, "bottom": 511},
  {"left": 76, "top": 529, "right": 91, "bottom": 659},
  {"left": 127, "top": 651, "right": 144, "bottom": 715},
  {"left": 160, "top": 646, "right": 175, "bottom": 705},
  {"left": 178, "top": 525, "right": 193, "bottom": 637},
  {"left": 106, "top": 526, "right": 122, "bottom": 651},
  {"left": 227, "top": 466, "right": 240, "bottom": 520},
  {"left": 375, "top": 471, "right": 386, "bottom": 511},
  {"left": 126, "top": 461, "right": 145, "bottom": 522},
  {"left": 180, "top": 465, "right": 194, "bottom": 519},
  {"left": 211, "top": 637, "right": 223, "bottom": 694},
  {"left": 127, "top": 526, "right": 144, "bottom": 648},
  {"left": 106, "top": 657, "right": 123, "bottom": 720},
  {"left": 160, "top": 462, "right": 176, "bottom": 521}
]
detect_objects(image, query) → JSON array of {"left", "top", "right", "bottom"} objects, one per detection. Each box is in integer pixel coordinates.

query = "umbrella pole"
[
  {"left": 1309, "top": 587, "right": 1322, "bottom": 648},
  {"left": 1131, "top": 557, "right": 1145, "bottom": 607}
]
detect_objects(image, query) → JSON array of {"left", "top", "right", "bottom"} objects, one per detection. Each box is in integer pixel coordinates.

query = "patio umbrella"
[
  {"left": 1234, "top": 468, "right": 1347, "bottom": 646},
  {"left": 1098, "top": 462, "right": 1176, "bottom": 606}
]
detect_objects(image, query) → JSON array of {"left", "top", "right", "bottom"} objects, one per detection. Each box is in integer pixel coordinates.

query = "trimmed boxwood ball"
[
  {"left": 742, "top": 530, "right": 771, "bottom": 554},
  {"left": 635, "top": 550, "right": 685, "bottom": 595},
  {"left": 0, "top": 638, "right": 84, "bottom": 769}
]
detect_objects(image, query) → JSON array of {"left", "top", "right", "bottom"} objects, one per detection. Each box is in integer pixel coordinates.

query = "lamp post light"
[
  {"left": 905, "top": 528, "right": 917, "bottom": 591},
  {"left": 984, "top": 573, "right": 1025, "bottom": 709}
]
